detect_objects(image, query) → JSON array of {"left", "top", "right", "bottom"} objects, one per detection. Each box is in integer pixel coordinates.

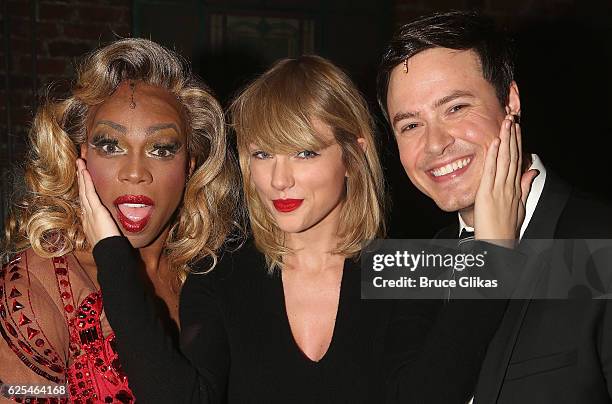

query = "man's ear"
[{"left": 507, "top": 81, "right": 521, "bottom": 116}]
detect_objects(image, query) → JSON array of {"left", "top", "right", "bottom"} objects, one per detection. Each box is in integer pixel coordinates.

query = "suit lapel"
[
  {"left": 434, "top": 221, "right": 459, "bottom": 239},
  {"left": 474, "top": 170, "right": 572, "bottom": 402}
]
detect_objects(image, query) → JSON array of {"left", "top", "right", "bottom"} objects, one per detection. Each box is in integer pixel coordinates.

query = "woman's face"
[
  {"left": 81, "top": 81, "right": 194, "bottom": 248},
  {"left": 248, "top": 119, "right": 348, "bottom": 235}
]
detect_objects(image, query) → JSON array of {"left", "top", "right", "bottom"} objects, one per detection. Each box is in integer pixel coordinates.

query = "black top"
[
  {"left": 179, "top": 242, "right": 393, "bottom": 403},
  {"left": 95, "top": 238, "right": 508, "bottom": 403}
]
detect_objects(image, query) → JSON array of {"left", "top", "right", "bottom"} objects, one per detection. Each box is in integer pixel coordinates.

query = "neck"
[
  {"left": 137, "top": 226, "right": 170, "bottom": 274},
  {"left": 284, "top": 202, "right": 345, "bottom": 273}
]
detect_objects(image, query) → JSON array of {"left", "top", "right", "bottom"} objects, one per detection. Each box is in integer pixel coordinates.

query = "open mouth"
[
  {"left": 429, "top": 156, "right": 472, "bottom": 181},
  {"left": 113, "top": 195, "right": 155, "bottom": 233},
  {"left": 273, "top": 199, "right": 303, "bottom": 213}
]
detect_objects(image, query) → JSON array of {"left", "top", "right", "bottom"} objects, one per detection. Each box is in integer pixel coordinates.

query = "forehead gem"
[{"left": 403, "top": 58, "right": 408, "bottom": 73}]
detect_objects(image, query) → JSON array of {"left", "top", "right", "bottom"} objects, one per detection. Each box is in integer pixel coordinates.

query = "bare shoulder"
[{"left": 1, "top": 248, "right": 69, "bottom": 331}]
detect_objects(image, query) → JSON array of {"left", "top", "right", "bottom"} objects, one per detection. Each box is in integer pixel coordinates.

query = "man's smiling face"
[{"left": 386, "top": 47, "right": 520, "bottom": 214}]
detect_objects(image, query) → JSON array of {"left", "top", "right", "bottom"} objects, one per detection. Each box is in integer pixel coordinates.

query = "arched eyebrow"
[
  {"left": 94, "top": 120, "right": 127, "bottom": 133},
  {"left": 146, "top": 123, "right": 180, "bottom": 136}
]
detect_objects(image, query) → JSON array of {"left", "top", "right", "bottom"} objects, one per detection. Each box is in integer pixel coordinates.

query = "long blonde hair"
[
  {"left": 3, "top": 38, "right": 240, "bottom": 282},
  {"left": 230, "top": 55, "right": 385, "bottom": 271}
]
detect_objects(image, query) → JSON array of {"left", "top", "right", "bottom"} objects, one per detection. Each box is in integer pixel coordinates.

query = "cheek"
[
  {"left": 306, "top": 162, "right": 346, "bottom": 202},
  {"left": 155, "top": 159, "right": 188, "bottom": 203},
  {"left": 397, "top": 139, "right": 421, "bottom": 174},
  {"left": 459, "top": 112, "right": 502, "bottom": 150},
  {"left": 86, "top": 156, "right": 118, "bottom": 205},
  {"left": 248, "top": 164, "right": 271, "bottom": 197}
]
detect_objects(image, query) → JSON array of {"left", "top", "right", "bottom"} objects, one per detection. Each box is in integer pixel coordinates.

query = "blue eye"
[
  {"left": 252, "top": 150, "right": 272, "bottom": 159},
  {"left": 296, "top": 150, "right": 319, "bottom": 159}
]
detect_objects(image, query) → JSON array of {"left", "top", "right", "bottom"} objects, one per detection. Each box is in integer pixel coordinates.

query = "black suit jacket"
[{"left": 443, "top": 170, "right": 612, "bottom": 403}]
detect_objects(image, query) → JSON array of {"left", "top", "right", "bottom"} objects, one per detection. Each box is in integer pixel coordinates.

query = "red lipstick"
[
  {"left": 273, "top": 199, "right": 303, "bottom": 213},
  {"left": 113, "top": 195, "right": 155, "bottom": 233}
]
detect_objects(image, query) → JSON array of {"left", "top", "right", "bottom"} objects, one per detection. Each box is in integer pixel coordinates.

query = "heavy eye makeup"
[
  {"left": 88, "top": 133, "right": 183, "bottom": 159},
  {"left": 147, "top": 139, "right": 183, "bottom": 159},
  {"left": 89, "top": 133, "right": 126, "bottom": 156}
]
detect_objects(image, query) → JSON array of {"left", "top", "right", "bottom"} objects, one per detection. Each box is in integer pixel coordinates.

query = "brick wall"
[
  {"left": 1, "top": 0, "right": 131, "bottom": 155},
  {"left": 0, "top": 0, "right": 131, "bottom": 218}
]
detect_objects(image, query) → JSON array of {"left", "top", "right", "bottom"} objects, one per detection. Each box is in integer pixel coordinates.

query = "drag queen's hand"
[
  {"left": 474, "top": 115, "right": 539, "bottom": 248},
  {"left": 76, "top": 158, "right": 121, "bottom": 247}
]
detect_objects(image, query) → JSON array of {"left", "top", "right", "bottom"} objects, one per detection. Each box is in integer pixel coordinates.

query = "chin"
[
  {"left": 122, "top": 233, "right": 155, "bottom": 249},
  {"left": 432, "top": 194, "right": 475, "bottom": 213},
  {"left": 274, "top": 217, "right": 311, "bottom": 234},
  {"left": 275, "top": 222, "right": 305, "bottom": 234}
]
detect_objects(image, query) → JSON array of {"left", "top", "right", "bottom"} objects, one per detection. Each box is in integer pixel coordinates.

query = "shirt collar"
[{"left": 458, "top": 154, "right": 547, "bottom": 240}]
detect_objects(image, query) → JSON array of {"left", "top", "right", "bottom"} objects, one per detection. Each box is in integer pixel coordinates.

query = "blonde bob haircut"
[
  {"left": 230, "top": 55, "right": 385, "bottom": 271},
  {"left": 3, "top": 38, "right": 240, "bottom": 283}
]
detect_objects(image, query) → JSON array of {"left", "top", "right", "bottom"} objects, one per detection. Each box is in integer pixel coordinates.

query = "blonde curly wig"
[{"left": 3, "top": 38, "right": 241, "bottom": 282}]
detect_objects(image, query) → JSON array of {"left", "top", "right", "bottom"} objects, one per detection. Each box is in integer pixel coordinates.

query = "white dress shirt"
[
  {"left": 458, "top": 154, "right": 546, "bottom": 404},
  {"left": 458, "top": 154, "right": 547, "bottom": 240}
]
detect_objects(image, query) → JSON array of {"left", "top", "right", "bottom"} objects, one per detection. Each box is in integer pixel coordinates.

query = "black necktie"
[{"left": 458, "top": 229, "right": 475, "bottom": 249}]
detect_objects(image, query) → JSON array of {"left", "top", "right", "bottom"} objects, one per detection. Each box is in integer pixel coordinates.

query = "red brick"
[
  {"left": 9, "top": 18, "right": 33, "bottom": 39},
  {"left": 37, "top": 22, "right": 60, "bottom": 38},
  {"left": 75, "top": 5, "right": 125, "bottom": 23},
  {"left": 47, "top": 40, "right": 92, "bottom": 57},
  {"left": 36, "top": 57, "right": 67, "bottom": 75},
  {"left": 6, "top": 75, "right": 32, "bottom": 89},
  {"left": 39, "top": 3, "right": 75, "bottom": 21},
  {"left": 9, "top": 37, "right": 32, "bottom": 54},
  {"left": 110, "top": 24, "right": 131, "bottom": 37},
  {"left": 18, "top": 55, "right": 34, "bottom": 71},
  {"left": 12, "top": 106, "right": 34, "bottom": 127},
  {"left": 63, "top": 23, "right": 106, "bottom": 40},
  {"left": 7, "top": 1, "right": 31, "bottom": 18},
  {"left": 10, "top": 90, "right": 34, "bottom": 106}
]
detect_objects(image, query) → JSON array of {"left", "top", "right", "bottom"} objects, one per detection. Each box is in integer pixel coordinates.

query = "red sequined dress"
[{"left": 0, "top": 250, "right": 135, "bottom": 403}]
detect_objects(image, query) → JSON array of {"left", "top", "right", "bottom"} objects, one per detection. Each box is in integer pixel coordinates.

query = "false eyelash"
[
  {"left": 90, "top": 133, "right": 118, "bottom": 147},
  {"left": 152, "top": 142, "right": 181, "bottom": 153}
]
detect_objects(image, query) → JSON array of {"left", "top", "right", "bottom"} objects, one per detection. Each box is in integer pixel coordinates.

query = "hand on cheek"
[{"left": 76, "top": 158, "right": 122, "bottom": 247}]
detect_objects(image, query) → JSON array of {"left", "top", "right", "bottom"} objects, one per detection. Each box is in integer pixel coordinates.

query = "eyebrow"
[
  {"left": 91, "top": 121, "right": 180, "bottom": 136},
  {"left": 391, "top": 90, "right": 475, "bottom": 127},
  {"left": 93, "top": 120, "right": 127, "bottom": 134},
  {"left": 392, "top": 111, "right": 419, "bottom": 127},
  {"left": 145, "top": 123, "right": 180, "bottom": 136},
  {"left": 433, "top": 90, "right": 475, "bottom": 109}
]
